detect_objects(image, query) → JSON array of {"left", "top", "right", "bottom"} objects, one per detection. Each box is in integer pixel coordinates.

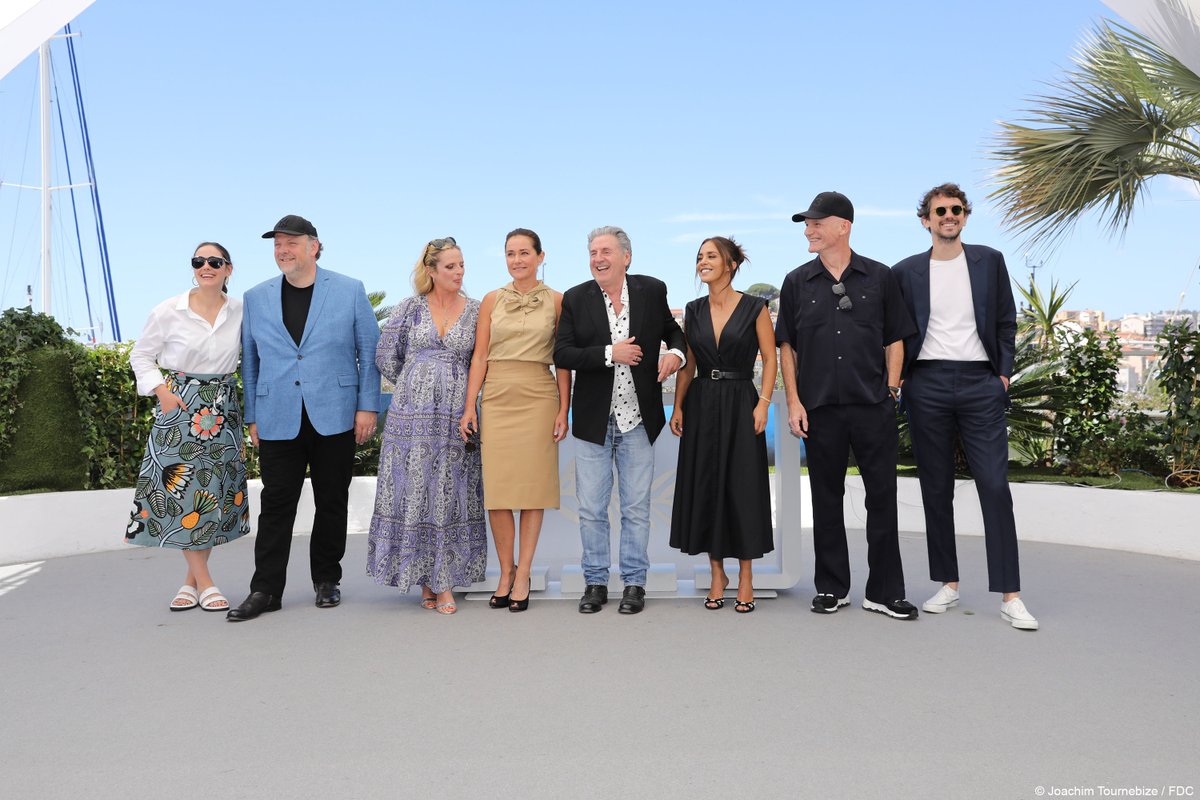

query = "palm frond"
[{"left": 990, "top": 20, "right": 1200, "bottom": 253}]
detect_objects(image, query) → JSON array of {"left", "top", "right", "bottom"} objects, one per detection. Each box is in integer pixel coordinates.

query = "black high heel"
[
  {"left": 509, "top": 578, "right": 531, "bottom": 613},
  {"left": 489, "top": 565, "right": 517, "bottom": 609}
]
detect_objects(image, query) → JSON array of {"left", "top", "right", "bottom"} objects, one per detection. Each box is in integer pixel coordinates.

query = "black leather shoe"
[
  {"left": 226, "top": 591, "right": 281, "bottom": 622},
  {"left": 618, "top": 585, "right": 646, "bottom": 614},
  {"left": 578, "top": 584, "right": 608, "bottom": 614},
  {"left": 314, "top": 581, "right": 341, "bottom": 608}
]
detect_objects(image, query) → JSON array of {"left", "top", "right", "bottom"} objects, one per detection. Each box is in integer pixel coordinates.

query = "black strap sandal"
[
  {"left": 734, "top": 600, "right": 756, "bottom": 614},
  {"left": 704, "top": 596, "right": 725, "bottom": 610}
]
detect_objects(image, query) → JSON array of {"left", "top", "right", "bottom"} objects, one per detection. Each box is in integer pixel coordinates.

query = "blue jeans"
[{"left": 575, "top": 417, "right": 654, "bottom": 586}]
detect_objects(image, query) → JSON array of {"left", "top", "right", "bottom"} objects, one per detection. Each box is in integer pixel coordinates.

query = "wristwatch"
[{"left": 888, "top": 385, "right": 902, "bottom": 401}]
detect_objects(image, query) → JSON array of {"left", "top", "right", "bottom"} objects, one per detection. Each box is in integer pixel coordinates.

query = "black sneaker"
[
  {"left": 811, "top": 593, "right": 850, "bottom": 614},
  {"left": 862, "top": 598, "right": 918, "bottom": 620}
]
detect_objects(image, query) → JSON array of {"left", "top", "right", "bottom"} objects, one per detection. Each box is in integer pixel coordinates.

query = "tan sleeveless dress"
[{"left": 481, "top": 282, "right": 561, "bottom": 509}]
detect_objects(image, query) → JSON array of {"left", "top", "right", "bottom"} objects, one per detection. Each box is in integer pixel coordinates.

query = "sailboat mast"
[{"left": 39, "top": 41, "right": 52, "bottom": 315}]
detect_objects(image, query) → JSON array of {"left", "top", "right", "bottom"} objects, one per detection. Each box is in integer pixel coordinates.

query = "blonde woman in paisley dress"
[
  {"left": 459, "top": 228, "right": 571, "bottom": 612},
  {"left": 366, "top": 238, "right": 486, "bottom": 614}
]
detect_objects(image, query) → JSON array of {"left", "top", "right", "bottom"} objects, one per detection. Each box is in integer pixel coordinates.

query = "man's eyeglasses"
[
  {"left": 932, "top": 205, "right": 964, "bottom": 217},
  {"left": 191, "top": 256, "right": 229, "bottom": 269},
  {"left": 832, "top": 281, "right": 852, "bottom": 311}
]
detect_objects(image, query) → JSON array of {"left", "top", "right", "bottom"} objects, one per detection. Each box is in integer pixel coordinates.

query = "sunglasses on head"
[
  {"left": 832, "top": 281, "right": 853, "bottom": 311},
  {"left": 932, "top": 205, "right": 965, "bottom": 217},
  {"left": 191, "top": 256, "right": 229, "bottom": 269},
  {"left": 430, "top": 237, "right": 457, "bottom": 249}
]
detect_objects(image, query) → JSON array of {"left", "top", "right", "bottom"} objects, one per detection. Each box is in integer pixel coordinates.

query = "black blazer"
[
  {"left": 555, "top": 274, "right": 686, "bottom": 445},
  {"left": 892, "top": 243, "right": 1017, "bottom": 379}
]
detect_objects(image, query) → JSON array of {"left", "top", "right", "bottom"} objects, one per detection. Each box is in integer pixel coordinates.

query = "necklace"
[{"left": 428, "top": 293, "right": 458, "bottom": 335}]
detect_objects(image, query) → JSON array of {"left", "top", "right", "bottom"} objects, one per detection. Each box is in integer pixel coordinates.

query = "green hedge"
[
  {"left": 0, "top": 307, "right": 381, "bottom": 492},
  {"left": 0, "top": 347, "right": 89, "bottom": 492}
]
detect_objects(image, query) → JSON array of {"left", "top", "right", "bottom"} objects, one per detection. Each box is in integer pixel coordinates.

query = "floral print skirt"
[{"left": 124, "top": 371, "right": 250, "bottom": 550}]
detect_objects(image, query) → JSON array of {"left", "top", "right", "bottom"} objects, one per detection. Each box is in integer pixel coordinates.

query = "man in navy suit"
[
  {"left": 892, "top": 184, "right": 1038, "bottom": 630},
  {"left": 227, "top": 215, "right": 381, "bottom": 621}
]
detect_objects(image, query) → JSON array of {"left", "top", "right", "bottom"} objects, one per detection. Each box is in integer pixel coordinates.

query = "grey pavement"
[{"left": 1, "top": 530, "right": 1197, "bottom": 800}]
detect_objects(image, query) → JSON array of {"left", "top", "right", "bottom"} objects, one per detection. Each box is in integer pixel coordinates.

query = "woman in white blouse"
[{"left": 125, "top": 242, "right": 251, "bottom": 612}]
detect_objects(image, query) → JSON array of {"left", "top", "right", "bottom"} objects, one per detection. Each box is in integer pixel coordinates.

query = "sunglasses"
[
  {"left": 191, "top": 256, "right": 230, "bottom": 269},
  {"left": 932, "top": 205, "right": 965, "bottom": 217},
  {"left": 832, "top": 281, "right": 853, "bottom": 311},
  {"left": 430, "top": 237, "right": 457, "bottom": 249},
  {"left": 464, "top": 429, "right": 480, "bottom": 452}
]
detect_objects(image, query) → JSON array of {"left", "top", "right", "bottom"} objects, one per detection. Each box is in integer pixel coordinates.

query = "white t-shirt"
[
  {"left": 129, "top": 291, "right": 243, "bottom": 395},
  {"left": 917, "top": 251, "right": 989, "bottom": 362}
]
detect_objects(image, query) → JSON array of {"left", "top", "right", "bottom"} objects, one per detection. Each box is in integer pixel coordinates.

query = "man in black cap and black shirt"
[
  {"left": 775, "top": 191, "right": 920, "bottom": 620},
  {"left": 227, "top": 214, "right": 381, "bottom": 621}
]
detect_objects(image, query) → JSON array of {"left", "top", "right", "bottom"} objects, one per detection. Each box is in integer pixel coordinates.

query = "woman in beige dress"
[{"left": 459, "top": 228, "right": 570, "bottom": 612}]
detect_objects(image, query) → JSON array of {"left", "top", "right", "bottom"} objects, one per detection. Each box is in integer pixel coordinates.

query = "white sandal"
[
  {"left": 198, "top": 586, "right": 228, "bottom": 612},
  {"left": 169, "top": 585, "right": 199, "bottom": 612}
]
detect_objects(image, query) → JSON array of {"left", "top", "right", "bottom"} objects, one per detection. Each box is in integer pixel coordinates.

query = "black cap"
[
  {"left": 791, "top": 192, "right": 854, "bottom": 223},
  {"left": 262, "top": 214, "right": 318, "bottom": 239}
]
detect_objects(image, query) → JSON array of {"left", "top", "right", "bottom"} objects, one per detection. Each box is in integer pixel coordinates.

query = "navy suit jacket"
[
  {"left": 891, "top": 243, "right": 1017, "bottom": 379},
  {"left": 554, "top": 274, "right": 686, "bottom": 446},
  {"left": 241, "top": 266, "right": 381, "bottom": 440}
]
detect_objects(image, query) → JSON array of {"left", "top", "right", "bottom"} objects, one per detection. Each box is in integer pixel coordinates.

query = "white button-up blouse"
[{"left": 128, "top": 292, "right": 243, "bottom": 396}]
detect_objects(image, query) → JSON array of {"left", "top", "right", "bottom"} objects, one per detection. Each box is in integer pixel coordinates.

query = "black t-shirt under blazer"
[{"left": 775, "top": 251, "right": 916, "bottom": 412}]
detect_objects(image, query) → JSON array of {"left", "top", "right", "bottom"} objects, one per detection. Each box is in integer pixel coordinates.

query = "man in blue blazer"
[
  {"left": 892, "top": 184, "right": 1037, "bottom": 630},
  {"left": 227, "top": 215, "right": 381, "bottom": 621}
]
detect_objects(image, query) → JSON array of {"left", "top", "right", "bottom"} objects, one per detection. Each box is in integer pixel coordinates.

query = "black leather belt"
[{"left": 697, "top": 369, "right": 753, "bottom": 381}]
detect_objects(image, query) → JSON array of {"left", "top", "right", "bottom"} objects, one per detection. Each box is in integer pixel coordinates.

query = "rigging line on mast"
[
  {"left": 64, "top": 23, "right": 119, "bottom": 340},
  {"left": 1, "top": 66, "right": 41, "bottom": 307},
  {"left": 53, "top": 196, "right": 76, "bottom": 330},
  {"left": 52, "top": 51, "right": 98, "bottom": 341}
]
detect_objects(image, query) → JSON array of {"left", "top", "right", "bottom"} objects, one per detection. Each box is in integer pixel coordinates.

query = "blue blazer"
[
  {"left": 241, "top": 267, "right": 381, "bottom": 440},
  {"left": 891, "top": 243, "right": 1017, "bottom": 379}
]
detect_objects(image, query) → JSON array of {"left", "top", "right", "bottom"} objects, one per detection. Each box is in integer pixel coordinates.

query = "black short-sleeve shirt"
[{"left": 774, "top": 251, "right": 916, "bottom": 411}]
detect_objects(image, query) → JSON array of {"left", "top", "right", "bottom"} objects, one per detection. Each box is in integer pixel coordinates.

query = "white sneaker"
[
  {"left": 1000, "top": 597, "right": 1039, "bottom": 630},
  {"left": 922, "top": 585, "right": 959, "bottom": 613}
]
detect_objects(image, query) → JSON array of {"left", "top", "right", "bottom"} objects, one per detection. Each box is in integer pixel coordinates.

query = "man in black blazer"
[
  {"left": 555, "top": 226, "right": 686, "bottom": 615},
  {"left": 892, "top": 183, "right": 1037, "bottom": 631}
]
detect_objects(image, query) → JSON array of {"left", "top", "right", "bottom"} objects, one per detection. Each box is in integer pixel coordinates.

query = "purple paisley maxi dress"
[{"left": 366, "top": 295, "right": 487, "bottom": 592}]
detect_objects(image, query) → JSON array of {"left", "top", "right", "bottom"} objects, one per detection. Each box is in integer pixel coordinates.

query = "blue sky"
[{"left": 2, "top": 0, "right": 1198, "bottom": 340}]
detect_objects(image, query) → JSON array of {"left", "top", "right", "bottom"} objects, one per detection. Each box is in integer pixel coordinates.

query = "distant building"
[
  {"left": 1119, "top": 315, "right": 1146, "bottom": 336},
  {"left": 1115, "top": 334, "right": 1159, "bottom": 393},
  {"left": 1056, "top": 308, "right": 1107, "bottom": 332}
]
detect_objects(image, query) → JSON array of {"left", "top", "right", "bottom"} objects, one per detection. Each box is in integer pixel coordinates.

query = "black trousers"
[
  {"left": 805, "top": 399, "right": 905, "bottom": 602},
  {"left": 904, "top": 361, "right": 1020, "bottom": 594},
  {"left": 251, "top": 406, "right": 356, "bottom": 598}
]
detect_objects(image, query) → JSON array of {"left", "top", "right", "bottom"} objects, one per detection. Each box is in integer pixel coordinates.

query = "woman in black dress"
[{"left": 669, "top": 237, "right": 777, "bottom": 613}]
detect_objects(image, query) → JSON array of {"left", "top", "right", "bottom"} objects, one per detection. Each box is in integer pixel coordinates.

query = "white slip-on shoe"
[
  {"left": 1000, "top": 597, "right": 1039, "bottom": 630},
  {"left": 922, "top": 585, "right": 960, "bottom": 614}
]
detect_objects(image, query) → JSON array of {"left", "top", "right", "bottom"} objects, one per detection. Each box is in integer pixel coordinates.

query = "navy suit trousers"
[{"left": 904, "top": 361, "right": 1020, "bottom": 593}]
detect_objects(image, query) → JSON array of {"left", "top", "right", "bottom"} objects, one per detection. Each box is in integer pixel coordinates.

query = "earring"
[{"left": 192, "top": 276, "right": 199, "bottom": 287}]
